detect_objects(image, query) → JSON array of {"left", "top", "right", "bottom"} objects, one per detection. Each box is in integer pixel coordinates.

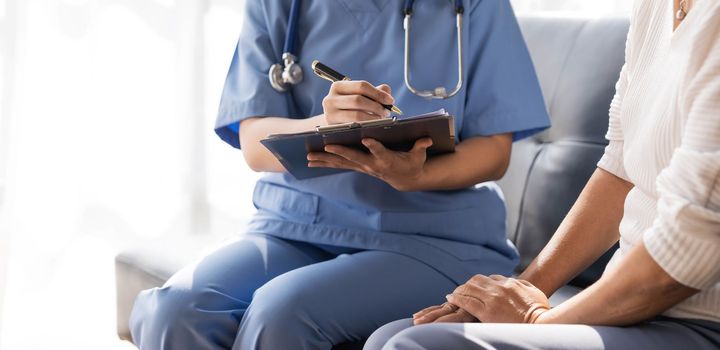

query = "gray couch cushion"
[{"left": 497, "top": 16, "right": 629, "bottom": 287}]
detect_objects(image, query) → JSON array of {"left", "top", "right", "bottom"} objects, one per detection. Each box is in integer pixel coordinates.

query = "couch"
[{"left": 116, "top": 15, "right": 630, "bottom": 348}]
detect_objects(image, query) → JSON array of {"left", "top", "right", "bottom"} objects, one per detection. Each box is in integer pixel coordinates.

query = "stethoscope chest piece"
[
  {"left": 268, "top": 63, "right": 286, "bottom": 92},
  {"left": 269, "top": 53, "right": 304, "bottom": 92}
]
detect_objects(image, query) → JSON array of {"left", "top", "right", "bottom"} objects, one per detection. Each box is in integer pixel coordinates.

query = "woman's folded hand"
[
  {"left": 412, "top": 302, "right": 477, "bottom": 325},
  {"left": 446, "top": 274, "right": 550, "bottom": 324}
]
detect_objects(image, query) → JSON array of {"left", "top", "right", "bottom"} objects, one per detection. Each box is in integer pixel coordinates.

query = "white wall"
[
  {"left": 0, "top": 1, "right": 252, "bottom": 348},
  {"left": 0, "top": 0, "right": 19, "bottom": 344},
  {"left": 512, "top": 0, "right": 632, "bottom": 15}
]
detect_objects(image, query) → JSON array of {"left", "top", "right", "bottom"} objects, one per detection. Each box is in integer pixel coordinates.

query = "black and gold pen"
[{"left": 311, "top": 60, "right": 403, "bottom": 115}]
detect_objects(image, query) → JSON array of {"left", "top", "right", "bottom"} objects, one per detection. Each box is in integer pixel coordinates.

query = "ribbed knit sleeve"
[
  {"left": 643, "top": 20, "right": 720, "bottom": 290},
  {"left": 597, "top": 62, "right": 631, "bottom": 182},
  {"left": 597, "top": 139, "right": 630, "bottom": 182},
  {"left": 598, "top": 6, "right": 635, "bottom": 182}
]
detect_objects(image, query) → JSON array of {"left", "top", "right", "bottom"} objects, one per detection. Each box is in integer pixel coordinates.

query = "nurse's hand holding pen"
[
  {"left": 309, "top": 81, "right": 434, "bottom": 191},
  {"left": 321, "top": 81, "right": 395, "bottom": 122}
]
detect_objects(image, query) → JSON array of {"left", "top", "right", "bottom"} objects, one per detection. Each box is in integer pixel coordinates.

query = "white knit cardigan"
[{"left": 597, "top": 0, "right": 720, "bottom": 322}]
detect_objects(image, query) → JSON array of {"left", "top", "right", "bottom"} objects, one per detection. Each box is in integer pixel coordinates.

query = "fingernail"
[
  {"left": 384, "top": 109, "right": 391, "bottom": 117},
  {"left": 446, "top": 294, "right": 452, "bottom": 300}
]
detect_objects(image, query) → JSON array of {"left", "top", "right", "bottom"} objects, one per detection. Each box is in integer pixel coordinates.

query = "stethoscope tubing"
[
  {"left": 272, "top": 0, "right": 465, "bottom": 99},
  {"left": 284, "top": 0, "right": 302, "bottom": 56},
  {"left": 403, "top": 0, "right": 465, "bottom": 99}
]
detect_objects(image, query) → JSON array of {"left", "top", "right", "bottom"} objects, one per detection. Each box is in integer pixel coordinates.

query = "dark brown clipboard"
[{"left": 261, "top": 111, "right": 456, "bottom": 179}]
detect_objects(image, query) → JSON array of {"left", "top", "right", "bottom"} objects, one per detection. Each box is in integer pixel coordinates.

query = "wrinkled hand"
[
  {"left": 307, "top": 137, "right": 432, "bottom": 191},
  {"left": 446, "top": 274, "right": 550, "bottom": 323},
  {"left": 322, "top": 81, "right": 395, "bottom": 124},
  {"left": 412, "top": 302, "right": 477, "bottom": 325}
]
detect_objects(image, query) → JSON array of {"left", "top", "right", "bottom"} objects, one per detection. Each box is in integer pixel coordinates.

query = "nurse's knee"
[
  {"left": 129, "top": 285, "right": 208, "bottom": 346},
  {"left": 242, "top": 279, "right": 324, "bottom": 340}
]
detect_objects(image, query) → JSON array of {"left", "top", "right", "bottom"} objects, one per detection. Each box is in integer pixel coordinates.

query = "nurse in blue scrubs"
[{"left": 129, "top": 0, "right": 550, "bottom": 349}]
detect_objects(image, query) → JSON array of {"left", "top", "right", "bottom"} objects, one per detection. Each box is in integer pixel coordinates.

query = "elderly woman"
[{"left": 365, "top": 0, "right": 720, "bottom": 349}]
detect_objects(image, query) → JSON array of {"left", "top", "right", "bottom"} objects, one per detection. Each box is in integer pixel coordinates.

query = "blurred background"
[{"left": 0, "top": 0, "right": 631, "bottom": 349}]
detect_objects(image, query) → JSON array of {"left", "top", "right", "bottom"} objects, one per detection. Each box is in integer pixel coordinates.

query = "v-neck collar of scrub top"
[{"left": 338, "top": 0, "right": 391, "bottom": 31}]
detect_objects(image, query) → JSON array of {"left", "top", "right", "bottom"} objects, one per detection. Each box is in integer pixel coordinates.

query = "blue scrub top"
[{"left": 215, "top": 0, "right": 550, "bottom": 284}]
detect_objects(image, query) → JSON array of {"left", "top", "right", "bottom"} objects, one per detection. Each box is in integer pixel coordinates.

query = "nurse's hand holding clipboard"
[
  {"left": 309, "top": 81, "right": 435, "bottom": 191},
  {"left": 308, "top": 135, "right": 434, "bottom": 191}
]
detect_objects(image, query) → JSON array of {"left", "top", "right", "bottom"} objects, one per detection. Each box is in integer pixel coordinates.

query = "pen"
[{"left": 311, "top": 60, "right": 403, "bottom": 115}]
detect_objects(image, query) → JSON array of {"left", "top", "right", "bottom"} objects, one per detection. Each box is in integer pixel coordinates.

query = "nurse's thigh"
[
  {"left": 234, "top": 250, "right": 456, "bottom": 350},
  {"left": 381, "top": 319, "right": 720, "bottom": 350},
  {"left": 129, "top": 233, "right": 332, "bottom": 350}
]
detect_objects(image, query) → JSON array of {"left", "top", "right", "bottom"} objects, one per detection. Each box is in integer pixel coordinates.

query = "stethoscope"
[
  {"left": 268, "top": 0, "right": 465, "bottom": 100},
  {"left": 268, "top": 0, "right": 304, "bottom": 92}
]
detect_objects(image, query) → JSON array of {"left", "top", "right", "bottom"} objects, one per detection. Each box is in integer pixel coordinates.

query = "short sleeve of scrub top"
[
  {"left": 213, "top": 0, "right": 551, "bottom": 285},
  {"left": 460, "top": 0, "right": 549, "bottom": 141},
  {"left": 214, "top": 0, "right": 291, "bottom": 149}
]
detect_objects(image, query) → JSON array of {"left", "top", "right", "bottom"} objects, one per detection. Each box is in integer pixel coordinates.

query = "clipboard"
[{"left": 260, "top": 110, "right": 456, "bottom": 180}]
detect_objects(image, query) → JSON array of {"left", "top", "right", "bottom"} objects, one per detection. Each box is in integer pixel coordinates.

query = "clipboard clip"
[{"left": 316, "top": 117, "right": 396, "bottom": 133}]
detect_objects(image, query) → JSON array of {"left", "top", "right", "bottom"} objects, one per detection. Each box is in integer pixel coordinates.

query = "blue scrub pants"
[{"left": 129, "top": 233, "right": 456, "bottom": 349}]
